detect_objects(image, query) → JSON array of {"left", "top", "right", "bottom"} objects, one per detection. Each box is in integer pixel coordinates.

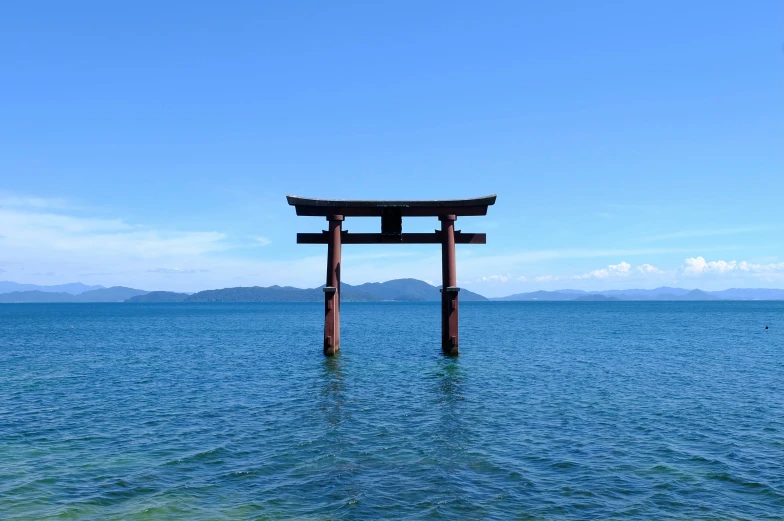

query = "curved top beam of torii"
[{"left": 286, "top": 194, "right": 496, "bottom": 217}]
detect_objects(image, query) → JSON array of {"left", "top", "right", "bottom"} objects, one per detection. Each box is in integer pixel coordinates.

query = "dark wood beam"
[
  {"left": 296, "top": 231, "right": 486, "bottom": 244},
  {"left": 287, "top": 195, "right": 496, "bottom": 217},
  {"left": 292, "top": 206, "right": 492, "bottom": 217}
]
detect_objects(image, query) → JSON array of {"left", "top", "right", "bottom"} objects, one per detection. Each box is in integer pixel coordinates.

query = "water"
[{"left": 1, "top": 301, "right": 782, "bottom": 520}]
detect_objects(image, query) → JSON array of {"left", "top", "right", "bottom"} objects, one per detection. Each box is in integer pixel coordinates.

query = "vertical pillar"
[
  {"left": 324, "top": 215, "right": 343, "bottom": 356},
  {"left": 440, "top": 215, "right": 459, "bottom": 355}
]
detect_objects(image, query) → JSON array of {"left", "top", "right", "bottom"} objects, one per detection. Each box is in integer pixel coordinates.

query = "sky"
[{"left": 0, "top": 1, "right": 782, "bottom": 297}]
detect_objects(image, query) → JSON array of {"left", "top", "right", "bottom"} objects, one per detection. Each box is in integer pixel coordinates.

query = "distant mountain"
[
  {"left": 0, "top": 281, "right": 105, "bottom": 295},
  {"left": 126, "top": 291, "right": 189, "bottom": 303},
  {"left": 495, "top": 290, "right": 576, "bottom": 301},
  {"left": 0, "top": 287, "right": 148, "bottom": 303},
  {"left": 72, "top": 287, "right": 148, "bottom": 302},
  {"left": 679, "top": 289, "right": 720, "bottom": 301},
  {"left": 0, "top": 291, "right": 79, "bottom": 303},
  {"left": 495, "top": 286, "right": 781, "bottom": 301},
  {"left": 574, "top": 294, "right": 620, "bottom": 301},
  {"left": 185, "top": 285, "right": 327, "bottom": 303},
  {"left": 342, "top": 278, "right": 487, "bottom": 302},
  {"left": 3, "top": 279, "right": 782, "bottom": 303},
  {"left": 709, "top": 288, "right": 784, "bottom": 300},
  {"left": 598, "top": 287, "right": 693, "bottom": 298},
  {"left": 179, "top": 279, "right": 488, "bottom": 303}
]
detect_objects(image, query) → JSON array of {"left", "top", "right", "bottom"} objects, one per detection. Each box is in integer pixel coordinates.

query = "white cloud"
[
  {"left": 707, "top": 260, "right": 736, "bottom": 274},
  {"left": 682, "top": 257, "right": 784, "bottom": 278},
  {"left": 574, "top": 261, "right": 631, "bottom": 279},
  {"left": 683, "top": 256, "right": 707, "bottom": 275},
  {"left": 457, "top": 247, "right": 733, "bottom": 274},
  {"left": 252, "top": 236, "right": 272, "bottom": 246},
  {"left": 517, "top": 275, "right": 527, "bottom": 282},
  {"left": 528, "top": 258, "right": 784, "bottom": 289},
  {"left": 533, "top": 261, "right": 667, "bottom": 284},
  {"left": 480, "top": 274, "right": 512, "bottom": 283},
  {"left": 637, "top": 263, "right": 663, "bottom": 274},
  {"left": 683, "top": 257, "right": 737, "bottom": 275},
  {"left": 739, "top": 261, "right": 784, "bottom": 274}
]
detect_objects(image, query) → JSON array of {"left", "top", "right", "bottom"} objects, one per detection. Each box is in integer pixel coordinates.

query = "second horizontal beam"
[{"left": 296, "top": 232, "right": 487, "bottom": 244}]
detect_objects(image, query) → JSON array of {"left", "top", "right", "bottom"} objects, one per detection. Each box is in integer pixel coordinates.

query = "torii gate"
[{"left": 287, "top": 195, "right": 496, "bottom": 356}]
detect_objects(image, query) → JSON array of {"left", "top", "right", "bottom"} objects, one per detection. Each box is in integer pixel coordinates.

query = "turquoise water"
[{"left": 1, "top": 301, "right": 782, "bottom": 520}]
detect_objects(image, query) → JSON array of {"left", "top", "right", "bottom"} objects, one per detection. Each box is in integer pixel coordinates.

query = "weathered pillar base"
[
  {"left": 441, "top": 287, "right": 460, "bottom": 356},
  {"left": 323, "top": 286, "right": 339, "bottom": 356}
]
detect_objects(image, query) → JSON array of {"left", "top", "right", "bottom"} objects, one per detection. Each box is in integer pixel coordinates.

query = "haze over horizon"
[
  {"left": 2, "top": 276, "right": 783, "bottom": 301},
  {"left": 1, "top": 2, "right": 782, "bottom": 298}
]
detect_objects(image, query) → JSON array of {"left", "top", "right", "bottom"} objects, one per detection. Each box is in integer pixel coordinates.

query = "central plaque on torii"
[{"left": 287, "top": 195, "right": 496, "bottom": 356}]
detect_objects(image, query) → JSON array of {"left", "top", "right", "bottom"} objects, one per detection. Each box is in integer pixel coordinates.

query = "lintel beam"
[{"left": 296, "top": 231, "right": 486, "bottom": 244}]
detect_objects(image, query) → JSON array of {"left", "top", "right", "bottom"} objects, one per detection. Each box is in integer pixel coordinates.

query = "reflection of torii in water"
[{"left": 287, "top": 195, "right": 497, "bottom": 357}]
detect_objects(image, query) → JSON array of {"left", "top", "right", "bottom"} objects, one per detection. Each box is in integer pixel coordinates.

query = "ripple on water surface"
[{"left": 0, "top": 301, "right": 782, "bottom": 520}]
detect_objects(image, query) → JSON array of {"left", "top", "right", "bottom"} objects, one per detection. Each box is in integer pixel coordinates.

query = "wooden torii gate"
[{"left": 287, "top": 195, "right": 496, "bottom": 356}]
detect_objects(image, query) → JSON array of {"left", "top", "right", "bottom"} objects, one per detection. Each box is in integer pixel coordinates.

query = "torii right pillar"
[{"left": 440, "top": 214, "right": 459, "bottom": 355}]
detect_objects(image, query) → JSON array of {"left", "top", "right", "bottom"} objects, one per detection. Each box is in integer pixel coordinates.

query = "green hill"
[
  {"left": 184, "top": 285, "right": 380, "bottom": 303},
  {"left": 342, "top": 278, "right": 487, "bottom": 301},
  {"left": 126, "top": 291, "right": 189, "bottom": 303},
  {"left": 73, "top": 287, "right": 148, "bottom": 302},
  {"left": 180, "top": 279, "right": 488, "bottom": 303},
  {"left": 0, "top": 291, "right": 78, "bottom": 303},
  {"left": 0, "top": 287, "right": 148, "bottom": 303}
]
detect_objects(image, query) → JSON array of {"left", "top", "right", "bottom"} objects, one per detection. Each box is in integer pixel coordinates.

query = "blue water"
[{"left": 1, "top": 302, "right": 782, "bottom": 520}]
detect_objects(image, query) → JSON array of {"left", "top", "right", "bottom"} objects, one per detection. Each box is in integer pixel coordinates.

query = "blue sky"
[{"left": 1, "top": 1, "right": 782, "bottom": 297}]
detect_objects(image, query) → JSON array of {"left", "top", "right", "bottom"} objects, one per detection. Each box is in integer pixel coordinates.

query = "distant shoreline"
[
  {"left": 2, "top": 279, "right": 783, "bottom": 303},
  {"left": 2, "top": 300, "right": 782, "bottom": 305}
]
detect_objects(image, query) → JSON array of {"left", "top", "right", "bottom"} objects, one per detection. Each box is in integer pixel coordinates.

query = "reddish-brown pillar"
[
  {"left": 440, "top": 215, "right": 459, "bottom": 355},
  {"left": 324, "top": 215, "right": 343, "bottom": 356}
]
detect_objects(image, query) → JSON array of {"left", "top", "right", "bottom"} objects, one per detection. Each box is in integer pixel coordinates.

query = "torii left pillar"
[{"left": 323, "top": 215, "right": 343, "bottom": 356}]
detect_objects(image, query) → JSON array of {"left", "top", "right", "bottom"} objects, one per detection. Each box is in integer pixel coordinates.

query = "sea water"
[{"left": 1, "top": 301, "right": 782, "bottom": 520}]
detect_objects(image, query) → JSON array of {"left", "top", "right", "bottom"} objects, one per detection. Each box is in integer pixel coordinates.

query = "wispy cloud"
[
  {"left": 3, "top": 191, "right": 780, "bottom": 293},
  {"left": 343, "top": 250, "right": 421, "bottom": 261},
  {"left": 0, "top": 208, "right": 229, "bottom": 259},
  {"left": 640, "top": 226, "right": 776, "bottom": 242},
  {"left": 0, "top": 193, "right": 72, "bottom": 210},
  {"left": 479, "top": 274, "right": 512, "bottom": 283},
  {"left": 147, "top": 268, "right": 212, "bottom": 274}
]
